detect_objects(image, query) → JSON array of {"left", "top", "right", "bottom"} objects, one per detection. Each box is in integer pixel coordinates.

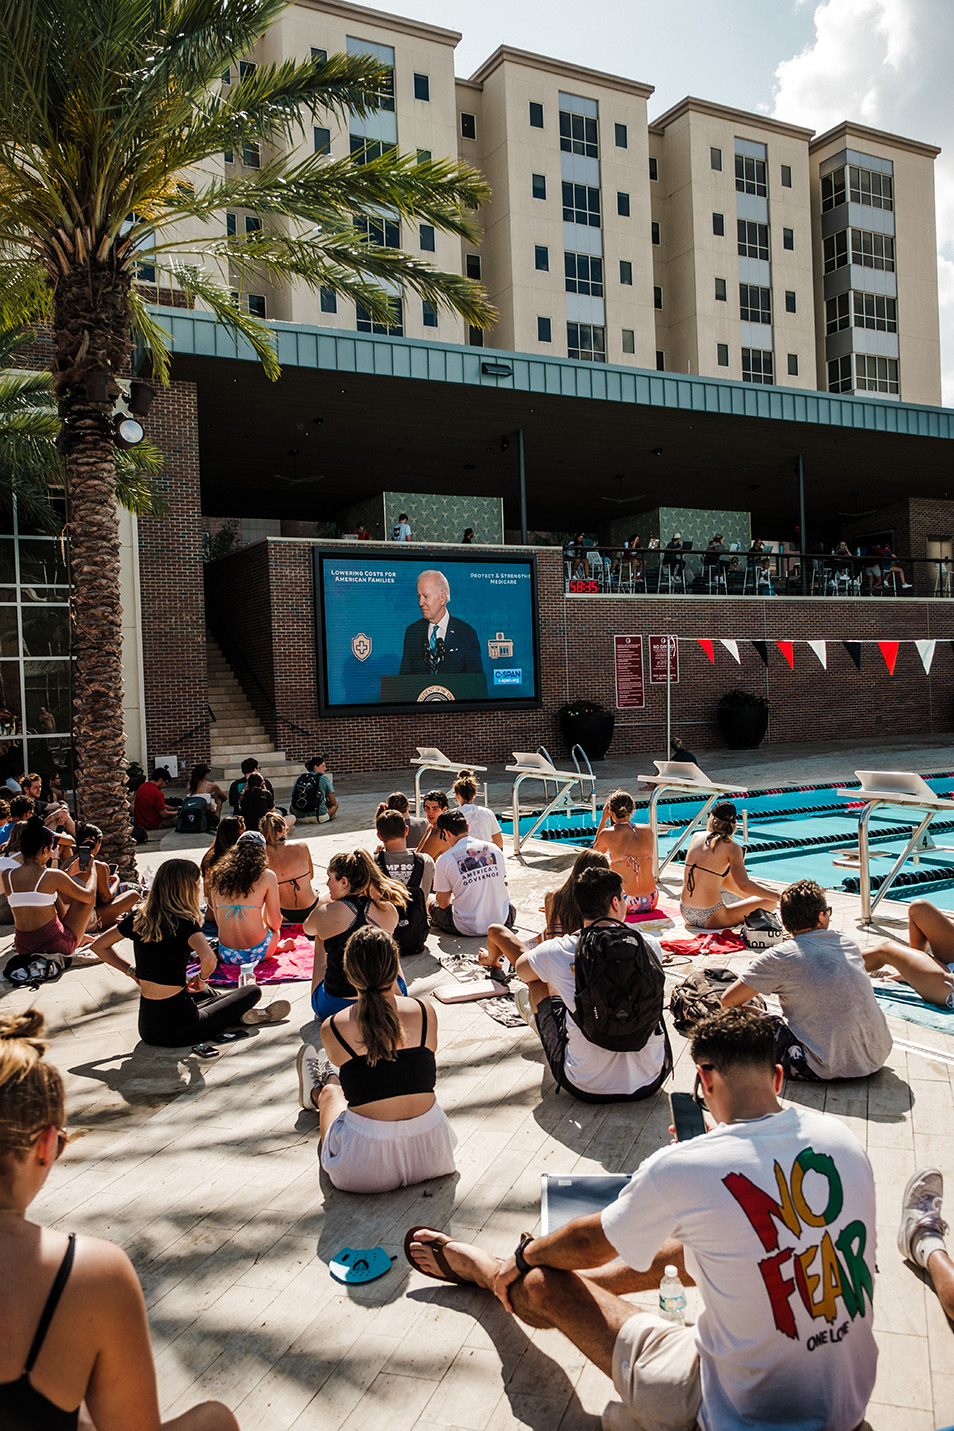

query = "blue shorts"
[
  {"left": 312, "top": 974, "right": 407, "bottom": 1021},
  {"left": 218, "top": 932, "right": 272, "bottom": 966}
]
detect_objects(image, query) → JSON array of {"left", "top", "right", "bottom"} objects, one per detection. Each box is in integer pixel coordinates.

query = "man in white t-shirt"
[
  {"left": 405, "top": 1007, "right": 877, "bottom": 1431},
  {"left": 429, "top": 809, "right": 514, "bottom": 936}
]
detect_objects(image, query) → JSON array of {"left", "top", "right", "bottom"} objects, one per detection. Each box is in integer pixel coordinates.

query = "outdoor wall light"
[
  {"left": 128, "top": 379, "right": 156, "bottom": 417},
  {"left": 481, "top": 361, "right": 513, "bottom": 377},
  {"left": 114, "top": 414, "right": 145, "bottom": 448}
]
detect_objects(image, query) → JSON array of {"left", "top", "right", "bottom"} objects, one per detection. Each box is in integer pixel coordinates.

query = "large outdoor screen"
[{"left": 314, "top": 549, "right": 540, "bottom": 715}]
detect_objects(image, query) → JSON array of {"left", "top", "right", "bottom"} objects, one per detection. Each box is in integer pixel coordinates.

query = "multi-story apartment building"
[{"left": 225, "top": 0, "right": 942, "bottom": 405}]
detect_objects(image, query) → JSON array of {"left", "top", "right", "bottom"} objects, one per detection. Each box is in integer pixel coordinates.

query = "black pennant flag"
[
  {"left": 751, "top": 640, "right": 769, "bottom": 667},
  {"left": 843, "top": 641, "right": 862, "bottom": 670}
]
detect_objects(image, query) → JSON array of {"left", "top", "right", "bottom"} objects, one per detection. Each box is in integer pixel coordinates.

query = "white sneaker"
[
  {"left": 241, "top": 999, "right": 291, "bottom": 1025},
  {"left": 297, "top": 1043, "right": 335, "bottom": 1109},
  {"left": 898, "top": 1167, "right": 948, "bottom": 1266},
  {"left": 513, "top": 983, "right": 535, "bottom": 1027},
  {"left": 317, "top": 812, "right": 331, "bottom": 824}
]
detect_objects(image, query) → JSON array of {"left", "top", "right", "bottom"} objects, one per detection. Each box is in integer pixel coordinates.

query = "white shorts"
[
  {"left": 320, "top": 1100, "right": 457, "bottom": 1194},
  {"left": 611, "top": 1313, "right": 701, "bottom": 1431}
]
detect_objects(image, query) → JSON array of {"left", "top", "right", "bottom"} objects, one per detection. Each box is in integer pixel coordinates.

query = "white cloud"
[{"left": 772, "top": 0, "right": 954, "bottom": 405}]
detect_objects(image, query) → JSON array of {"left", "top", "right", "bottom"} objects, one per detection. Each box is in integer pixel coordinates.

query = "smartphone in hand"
[
  {"left": 670, "top": 1091, "right": 707, "bottom": 1141},
  {"left": 77, "top": 844, "right": 92, "bottom": 872}
]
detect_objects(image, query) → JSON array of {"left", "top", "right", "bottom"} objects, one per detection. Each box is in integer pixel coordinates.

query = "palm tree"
[{"left": 0, "top": 0, "right": 494, "bottom": 870}]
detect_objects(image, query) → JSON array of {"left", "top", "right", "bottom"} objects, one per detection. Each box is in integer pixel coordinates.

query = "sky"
[{"left": 348, "top": 0, "right": 954, "bottom": 405}]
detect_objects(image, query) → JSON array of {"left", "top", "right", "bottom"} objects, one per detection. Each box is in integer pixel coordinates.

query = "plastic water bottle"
[
  {"left": 658, "top": 1265, "right": 686, "bottom": 1324},
  {"left": 239, "top": 961, "right": 256, "bottom": 988},
  {"left": 141, "top": 863, "right": 155, "bottom": 891}
]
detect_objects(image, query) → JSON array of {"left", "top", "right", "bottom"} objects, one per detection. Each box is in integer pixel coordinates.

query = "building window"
[
  {"left": 245, "top": 215, "right": 261, "bottom": 235},
  {"left": 247, "top": 293, "right": 266, "bottom": 318},
  {"left": 823, "top": 230, "right": 849, "bottom": 273},
  {"left": 853, "top": 290, "right": 898, "bottom": 332},
  {"left": 314, "top": 127, "right": 331, "bottom": 154},
  {"left": 311, "top": 47, "right": 327, "bottom": 63},
  {"left": 715, "top": 277, "right": 727, "bottom": 301},
  {"left": 565, "top": 251, "right": 602, "bottom": 295},
  {"left": 651, "top": 220, "right": 660, "bottom": 245},
  {"left": 621, "top": 328, "right": 635, "bottom": 353},
  {"left": 460, "top": 112, "right": 476, "bottom": 140},
  {"left": 787, "top": 353, "right": 799, "bottom": 376},
  {"left": 826, "top": 293, "right": 850, "bottom": 334},
  {"left": 851, "top": 228, "right": 895, "bottom": 271},
  {"left": 712, "top": 212, "right": 725, "bottom": 236},
  {"left": 653, "top": 285, "right": 662, "bottom": 310},
  {"left": 223, "top": 149, "right": 233, "bottom": 164},
  {"left": 615, "top": 122, "right": 628, "bottom": 148},
  {"left": 741, "top": 347, "right": 774, "bottom": 384},
  {"left": 226, "top": 212, "right": 236, "bottom": 236},
  {"left": 717, "top": 343, "right": 729, "bottom": 366},
  {"left": 567, "top": 322, "right": 606, "bottom": 362},
  {"left": 356, "top": 297, "right": 403, "bottom": 335},
  {"left": 532, "top": 172, "right": 547, "bottom": 200},
  {"left": 821, "top": 169, "right": 847, "bottom": 211},
  {"left": 413, "top": 73, "right": 429, "bottom": 101},
  {"left": 350, "top": 135, "right": 395, "bottom": 165},
  {"left": 422, "top": 300, "right": 437, "bottom": 328},
  {"left": 785, "top": 290, "right": 796, "bottom": 314},
  {"left": 560, "top": 108, "right": 599, "bottom": 159},
  {"left": 320, "top": 286, "right": 337, "bottom": 314},
  {"left": 617, "top": 191, "right": 630, "bottom": 217},
  {"left": 529, "top": 101, "right": 544, "bottom": 129},
  {"left": 355, "top": 214, "right": 400, "bottom": 248},
  {"left": 535, "top": 245, "right": 550, "bottom": 272},
  {"left": 739, "top": 284, "right": 771, "bottom": 324},
  {"left": 649, "top": 156, "right": 658, "bottom": 181},
  {"left": 619, "top": 259, "right": 633, "bottom": 285},
  {"left": 468, "top": 325, "right": 483, "bottom": 347},
  {"left": 855, "top": 353, "right": 899, "bottom": 394},
  {"left": 710, "top": 146, "right": 722, "bottom": 171},
  {"left": 781, "top": 163, "right": 792, "bottom": 188},
  {"left": 737, "top": 219, "right": 769, "bottom": 261},
  {"left": 782, "top": 227, "right": 794, "bottom": 250},
  {"left": 562, "top": 181, "right": 601, "bottom": 226},
  {"left": 136, "top": 262, "right": 156, "bottom": 284},
  {"left": 827, "top": 354, "right": 853, "bottom": 393},
  {"left": 849, "top": 165, "right": 893, "bottom": 210},
  {"left": 239, "top": 60, "right": 256, "bottom": 80},
  {"left": 241, "top": 140, "right": 260, "bottom": 168},
  {"left": 417, "top": 149, "right": 431, "bottom": 163},
  {"left": 656, "top": 351, "right": 665, "bottom": 370},
  {"left": 419, "top": 222, "right": 435, "bottom": 252},
  {"left": 537, "top": 316, "right": 552, "bottom": 342},
  {"left": 466, "top": 253, "right": 481, "bottom": 279},
  {"left": 735, "top": 154, "right": 767, "bottom": 196}
]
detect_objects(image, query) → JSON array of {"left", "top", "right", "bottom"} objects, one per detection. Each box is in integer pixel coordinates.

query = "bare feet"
[
  {"left": 407, "top": 1228, "right": 501, "bottom": 1290},
  {"left": 477, "top": 948, "right": 502, "bottom": 971}
]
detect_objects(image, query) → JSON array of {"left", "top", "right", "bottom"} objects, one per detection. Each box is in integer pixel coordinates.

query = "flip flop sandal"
[{"left": 403, "top": 1226, "right": 469, "bottom": 1284}]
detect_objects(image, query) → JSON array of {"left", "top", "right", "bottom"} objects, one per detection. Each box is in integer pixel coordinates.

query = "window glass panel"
[
  {"left": 739, "top": 284, "right": 771, "bottom": 324},
  {"left": 850, "top": 228, "right": 895, "bottom": 271},
  {"left": 566, "top": 323, "right": 605, "bottom": 363},
  {"left": 741, "top": 347, "right": 774, "bottom": 384},
  {"left": 460, "top": 112, "right": 476, "bottom": 140},
  {"left": 710, "top": 146, "right": 722, "bottom": 171},
  {"left": 21, "top": 604, "right": 69, "bottom": 657},
  {"left": 562, "top": 182, "right": 601, "bottom": 226},
  {"left": 419, "top": 222, "right": 435, "bottom": 252},
  {"left": 18, "top": 541, "right": 66, "bottom": 586},
  {"left": 0, "top": 540, "right": 15, "bottom": 584},
  {"left": 712, "top": 212, "right": 724, "bottom": 236},
  {"left": 532, "top": 173, "right": 547, "bottom": 200},
  {"left": 823, "top": 230, "right": 849, "bottom": 273},
  {"left": 465, "top": 253, "right": 481, "bottom": 279},
  {"left": 320, "top": 286, "right": 337, "bottom": 313},
  {"left": 781, "top": 164, "right": 792, "bottom": 188},
  {"left": 825, "top": 292, "right": 850, "bottom": 334},
  {"left": 535, "top": 245, "right": 549, "bottom": 272},
  {"left": 717, "top": 343, "right": 729, "bottom": 366},
  {"left": 785, "top": 290, "right": 796, "bottom": 313},
  {"left": 468, "top": 326, "right": 483, "bottom": 347},
  {"left": 735, "top": 154, "right": 766, "bottom": 196},
  {"left": 413, "top": 73, "right": 429, "bottom": 101},
  {"left": 564, "top": 252, "right": 602, "bottom": 295},
  {"left": 529, "top": 101, "right": 544, "bottom": 129},
  {"left": 619, "top": 260, "right": 633, "bottom": 285},
  {"left": 311, "top": 47, "right": 327, "bottom": 62},
  {"left": 537, "top": 316, "right": 552, "bottom": 342},
  {"left": 616, "top": 191, "right": 630, "bottom": 217},
  {"left": 25, "top": 660, "right": 71, "bottom": 732},
  {"left": 417, "top": 149, "right": 431, "bottom": 162},
  {"left": 559, "top": 109, "right": 599, "bottom": 159},
  {"left": 621, "top": 329, "right": 635, "bottom": 353},
  {"left": 314, "top": 127, "right": 331, "bottom": 154},
  {"left": 653, "top": 285, "right": 662, "bottom": 309},
  {"left": 615, "top": 123, "right": 628, "bottom": 148},
  {"left": 0, "top": 664, "right": 21, "bottom": 733},
  {"left": 246, "top": 294, "right": 265, "bottom": 318},
  {"left": 649, "top": 156, "right": 658, "bottom": 181},
  {"left": 0, "top": 607, "right": 18, "bottom": 659},
  {"left": 651, "top": 221, "right": 660, "bottom": 245},
  {"left": 821, "top": 168, "right": 847, "bottom": 212},
  {"left": 422, "top": 300, "right": 437, "bottom": 328},
  {"left": 852, "top": 291, "right": 897, "bottom": 332},
  {"left": 828, "top": 354, "right": 853, "bottom": 392},
  {"left": 355, "top": 298, "right": 403, "bottom": 336},
  {"left": 715, "top": 277, "right": 727, "bottom": 301},
  {"left": 848, "top": 165, "right": 893, "bottom": 210},
  {"left": 27, "top": 736, "right": 73, "bottom": 781},
  {"left": 737, "top": 220, "right": 768, "bottom": 261},
  {"left": 783, "top": 227, "right": 794, "bottom": 250},
  {"left": 787, "top": 353, "right": 799, "bottom": 376},
  {"left": 655, "top": 351, "right": 665, "bottom": 371}
]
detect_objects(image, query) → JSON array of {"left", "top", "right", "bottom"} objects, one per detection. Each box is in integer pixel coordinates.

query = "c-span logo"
[
  {"left": 494, "top": 669, "right": 522, "bottom": 686},
  {"left": 351, "top": 633, "right": 372, "bottom": 662}
]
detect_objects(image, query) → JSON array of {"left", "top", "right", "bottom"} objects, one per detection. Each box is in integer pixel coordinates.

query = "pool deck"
[{"left": 10, "top": 733, "right": 954, "bottom": 1430}]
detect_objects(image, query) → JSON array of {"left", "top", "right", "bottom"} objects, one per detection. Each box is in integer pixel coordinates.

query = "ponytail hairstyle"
[
  {"left": 214, "top": 837, "right": 268, "bottom": 900},
  {"left": 245, "top": 771, "right": 265, "bottom": 792},
  {"left": 374, "top": 791, "right": 410, "bottom": 821},
  {"left": 188, "top": 763, "right": 211, "bottom": 794},
  {"left": 19, "top": 816, "right": 53, "bottom": 862},
  {"left": 453, "top": 770, "right": 477, "bottom": 804},
  {"left": 343, "top": 926, "right": 403, "bottom": 1065},
  {"left": 327, "top": 848, "right": 409, "bottom": 909},
  {"left": 706, "top": 801, "right": 738, "bottom": 849},
  {"left": 200, "top": 816, "right": 244, "bottom": 879},
  {"left": 134, "top": 858, "right": 201, "bottom": 941},
  {"left": 606, "top": 788, "right": 635, "bottom": 821},
  {"left": 549, "top": 849, "right": 610, "bottom": 936},
  {"left": 260, "top": 811, "right": 286, "bottom": 849},
  {"left": 0, "top": 1008, "right": 64, "bottom": 1178}
]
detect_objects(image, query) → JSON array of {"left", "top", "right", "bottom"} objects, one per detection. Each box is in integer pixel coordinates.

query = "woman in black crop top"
[
  {"left": 296, "top": 926, "right": 456, "bottom": 1195},
  {"left": 0, "top": 1006, "right": 238, "bottom": 1430}
]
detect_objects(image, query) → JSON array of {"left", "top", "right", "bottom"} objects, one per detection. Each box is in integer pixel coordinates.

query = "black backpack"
[
  {"left": 4, "top": 952, "right": 66, "bottom": 987},
  {"left": 291, "top": 771, "right": 320, "bottom": 815},
  {"left": 569, "top": 918, "right": 666, "bottom": 1052},
  {"left": 176, "top": 795, "right": 210, "bottom": 835},
  {"left": 376, "top": 851, "right": 428, "bottom": 957}
]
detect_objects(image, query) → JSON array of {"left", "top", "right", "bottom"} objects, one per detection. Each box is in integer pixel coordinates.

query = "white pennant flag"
[
  {"left": 806, "top": 640, "right": 827, "bottom": 669},
  {"left": 915, "top": 639, "right": 936, "bottom": 674},
  {"left": 720, "top": 639, "right": 741, "bottom": 663}
]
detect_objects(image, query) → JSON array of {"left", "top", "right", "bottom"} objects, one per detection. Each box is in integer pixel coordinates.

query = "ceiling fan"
[
  {"left": 601, "top": 473, "right": 647, "bottom": 505},
  {"left": 836, "top": 490, "right": 881, "bottom": 518}
]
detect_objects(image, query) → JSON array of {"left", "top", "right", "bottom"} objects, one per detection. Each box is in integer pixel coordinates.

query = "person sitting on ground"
[
  {"left": 859, "top": 896, "right": 954, "bottom": 1008},
  {"left": 534, "top": 849, "right": 610, "bottom": 942},
  {"left": 261, "top": 810, "right": 318, "bottom": 925},
  {"left": 669, "top": 736, "right": 698, "bottom": 766},
  {"left": 297, "top": 926, "right": 456, "bottom": 1193},
  {"left": 2, "top": 817, "right": 97, "bottom": 960},
  {"left": 199, "top": 815, "right": 245, "bottom": 920},
  {"left": 429, "top": 809, "right": 515, "bottom": 937},
  {"left": 416, "top": 788, "right": 449, "bottom": 861},
  {"left": 133, "top": 766, "right": 178, "bottom": 831},
  {"left": 898, "top": 1168, "right": 954, "bottom": 1327},
  {"left": 721, "top": 878, "right": 892, "bottom": 1081},
  {"left": 0, "top": 791, "right": 22, "bottom": 845},
  {"left": 404, "top": 1006, "right": 877, "bottom": 1431},
  {"left": 452, "top": 770, "right": 503, "bottom": 849},
  {"left": 375, "top": 809, "right": 434, "bottom": 958},
  {"left": 20, "top": 771, "right": 75, "bottom": 837},
  {"left": 0, "top": 1007, "right": 240, "bottom": 1429},
  {"left": 374, "top": 791, "right": 427, "bottom": 848},
  {"left": 481, "top": 866, "right": 670, "bottom": 1102},
  {"left": 679, "top": 802, "right": 779, "bottom": 930},
  {"left": 74, "top": 821, "right": 140, "bottom": 933},
  {"left": 1, "top": 793, "right": 75, "bottom": 867},
  {"left": 239, "top": 770, "right": 274, "bottom": 832},
  {"left": 304, "top": 849, "right": 409, "bottom": 1020},
  {"left": 186, "top": 763, "right": 227, "bottom": 823},
  {"left": 593, "top": 788, "right": 658, "bottom": 916},
  {"left": 227, "top": 756, "right": 273, "bottom": 817},
  {"left": 92, "top": 858, "right": 288, "bottom": 1042},
  {"left": 291, "top": 755, "right": 338, "bottom": 823},
  {"left": 209, "top": 829, "right": 281, "bottom": 970}
]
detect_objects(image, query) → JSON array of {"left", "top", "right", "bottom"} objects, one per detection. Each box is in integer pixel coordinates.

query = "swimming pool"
[{"left": 497, "top": 773, "right": 954, "bottom": 910}]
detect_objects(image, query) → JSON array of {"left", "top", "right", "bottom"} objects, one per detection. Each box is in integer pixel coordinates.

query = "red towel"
[{"left": 660, "top": 931, "right": 747, "bottom": 958}]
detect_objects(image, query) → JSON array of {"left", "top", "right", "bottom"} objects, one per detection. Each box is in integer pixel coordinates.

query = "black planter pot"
[
  {"left": 717, "top": 706, "right": 768, "bottom": 749},
  {"left": 560, "top": 711, "right": 616, "bottom": 760}
]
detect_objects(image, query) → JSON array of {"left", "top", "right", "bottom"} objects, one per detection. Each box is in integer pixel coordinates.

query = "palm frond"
[{"left": 170, "top": 264, "right": 280, "bottom": 379}]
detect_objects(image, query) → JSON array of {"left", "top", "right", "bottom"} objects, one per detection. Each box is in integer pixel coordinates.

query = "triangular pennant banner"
[
  {"left": 878, "top": 641, "right": 899, "bottom": 676},
  {"left": 751, "top": 640, "right": 769, "bottom": 667},
  {"left": 776, "top": 641, "right": 794, "bottom": 670},
  {"left": 843, "top": 641, "right": 862, "bottom": 670},
  {"left": 697, "top": 638, "right": 715, "bottom": 664},
  {"left": 806, "top": 640, "right": 827, "bottom": 669},
  {"left": 720, "top": 639, "right": 741, "bottom": 663},
  {"left": 915, "top": 639, "right": 937, "bottom": 675}
]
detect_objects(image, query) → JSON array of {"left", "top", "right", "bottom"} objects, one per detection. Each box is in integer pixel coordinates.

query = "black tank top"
[
  {"left": 322, "top": 897, "right": 372, "bottom": 998},
  {"left": 332, "top": 999, "right": 437, "bottom": 1106},
  {"left": 0, "top": 1233, "right": 78, "bottom": 1429}
]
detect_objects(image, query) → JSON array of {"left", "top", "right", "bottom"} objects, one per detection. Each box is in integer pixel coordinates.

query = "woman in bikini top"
[
  {"left": 592, "top": 788, "right": 656, "bottom": 899},
  {"left": 680, "top": 803, "right": 779, "bottom": 930},
  {"left": 210, "top": 831, "right": 281, "bottom": 964},
  {"left": 262, "top": 812, "right": 317, "bottom": 921}
]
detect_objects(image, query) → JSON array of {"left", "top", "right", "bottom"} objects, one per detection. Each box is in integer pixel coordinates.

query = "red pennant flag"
[
  {"left": 776, "top": 641, "right": 794, "bottom": 670},
  {"left": 878, "top": 641, "right": 899, "bottom": 675},
  {"left": 697, "top": 638, "right": 715, "bottom": 664}
]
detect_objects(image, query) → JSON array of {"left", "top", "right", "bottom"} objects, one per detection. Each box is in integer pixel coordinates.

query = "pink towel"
[{"left": 208, "top": 927, "right": 313, "bottom": 985}]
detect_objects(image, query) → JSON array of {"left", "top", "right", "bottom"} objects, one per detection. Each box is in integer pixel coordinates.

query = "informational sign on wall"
[
  {"left": 649, "top": 634, "right": 679, "bottom": 684},
  {"left": 614, "top": 634, "right": 645, "bottom": 709}
]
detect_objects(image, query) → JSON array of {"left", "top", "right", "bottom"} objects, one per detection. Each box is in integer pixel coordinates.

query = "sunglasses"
[
  {"left": 693, "top": 1065, "right": 713, "bottom": 1111},
  {"left": 33, "top": 1126, "right": 69, "bottom": 1160}
]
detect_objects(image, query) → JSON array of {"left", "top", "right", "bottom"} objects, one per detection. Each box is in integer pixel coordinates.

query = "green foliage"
[{"left": 717, "top": 689, "right": 768, "bottom": 710}]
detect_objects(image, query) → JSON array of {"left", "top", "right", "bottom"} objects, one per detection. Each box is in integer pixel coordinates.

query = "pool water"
[{"left": 498, "top": 773, "right": 954, "bottom": 910}]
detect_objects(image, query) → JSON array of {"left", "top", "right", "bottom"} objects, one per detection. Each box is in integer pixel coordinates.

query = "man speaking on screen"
[{"left": 400, "top": 569, "right": 484, "bottom": 677}]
